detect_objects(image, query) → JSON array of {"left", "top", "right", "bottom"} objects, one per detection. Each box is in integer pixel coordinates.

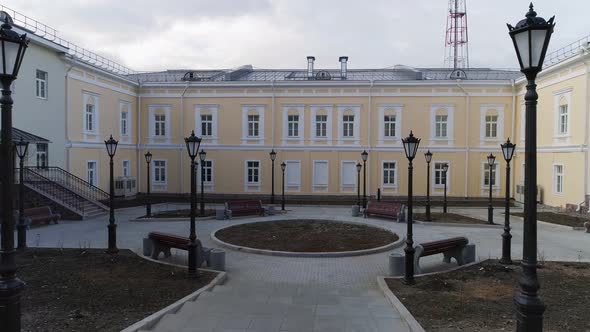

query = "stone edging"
[
  {"left": 414, "top": 220, "right": 502, "bottom": 228},
  {"left": 129, "top": 216, "right": 216, "bottom": 222},
  {"left": 510, "top": 214, "right": 586, "bottom": 231},
  {"left": 210, "top": 219, "right": 405, "bottom": 257},
  {"left": 376, "top": 277, "right": 426, "bottom": 332},
  {"left": 121, "top": 253, "right": 227, "bottom": 332}
]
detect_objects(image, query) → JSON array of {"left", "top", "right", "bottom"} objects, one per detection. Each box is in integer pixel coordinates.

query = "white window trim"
[
  {"left": 553, "top": 88, "right": 572, "bottom": 139},
  {"left": 381, "top": 160, "right": 398, "bottom": 189},
  {"left": 82, "top": 91, "right": 100, "bottom": 136},
  {"left": 282, "top": 104, "right": 305, "bottom": 145},
  {"left": 433, "top": 161, "right": 451, "bottom": 190},
  {"left": 285, "top": 160, "right": 302, "bottom": 192},
  {"left": 481, "top": 161, "right": 500, "bottom": 190},
  {"left": 152, "top": 159, "right": 168, "bottom": 185},
  {"left": 310, "top": 105, "right": 333, "bottom": 143},
  {"left": 198, "top": 159, "right": 215, "bottom": 192},
  {"left": 148, "top": 104, "right": 171, "bottom": 143},
  {"left": 340, "top": 160, "right": 358, "bottom": 192},
  {"left": 122, "top": 159, "right": 130, "bottom": 177},
  {"left": 86, "top": 160, "right": 98, "bottom": 187},
  {"left": 553, "top": 163, "right": 564, "bottom": 195},
  {"left": 378, "top": 104, "right": 403, "bottom": 146},
  {"left": 195, "top": 104, "right": 219, "bottom": 144},
  {"left": 337, "top": 105, "right": 361, "bottom": 145},
  {"left": 241, "top": 105, "right": 265, "bottom": 144},
  {"left": 312, "top": 160, "right": 329, "bottom": 191},
  {"left": 244, "top": 160, "right": 261, "bottom": 192},
  {"left": 430, "top": 104, "right": 454, "bottom": 143},
  {"left": 479, "top": 104, "right": 504, "bottom": 143},
  {"left": 35, "top": 69, "right": 48, "bottom": 100},
  {"left": 119, "top": 100, "right": 132, "bottom": 138}
]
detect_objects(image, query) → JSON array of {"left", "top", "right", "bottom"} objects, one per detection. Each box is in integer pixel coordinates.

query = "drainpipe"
[
  {"left": 136, "top": 80, "right": 142, "bottom": 192},
  {"left": 64, "top": 58, "right": 75, "bottom": 172},
  {"left": 510, "top": 79, "right": 516, "bottom": 198},
  {"left": 368, "top": 80, "right": 373, "bottom": 198},
  {"left": 180, "top": 82, "right": 190, "bottom": 193},
  {"left": 271, "top": 80, "right": 275, "bottom": 148},
  {"left": 584, "top": 60, "right": 590, "bottom": 209},
  {"left": 456, "top": 80, "right": 469, "bottom": 198}
]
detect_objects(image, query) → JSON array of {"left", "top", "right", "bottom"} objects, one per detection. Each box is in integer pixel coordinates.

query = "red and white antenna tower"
[{"left": 444, "top": 0, "right": 469, "bottom": 69}]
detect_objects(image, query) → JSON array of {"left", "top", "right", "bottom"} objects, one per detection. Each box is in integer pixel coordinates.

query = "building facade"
[{"left": 6, "top": 5, "right": 590, "bottom": 210}]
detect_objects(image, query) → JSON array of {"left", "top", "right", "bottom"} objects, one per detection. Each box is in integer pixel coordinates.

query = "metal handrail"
[
  {"left": 544, "top": 34, "right": 590, "bottom": 67},
  {"left": 20, "top": 168, "right": 88, "bottom": 214},
  {"left": 26, "top": 166, "right": 109, "bottom": 203}
]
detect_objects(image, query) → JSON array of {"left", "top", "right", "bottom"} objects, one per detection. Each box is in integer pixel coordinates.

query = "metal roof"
[{"left": 4, "top": 128, "right": 52, "bottom": 144}]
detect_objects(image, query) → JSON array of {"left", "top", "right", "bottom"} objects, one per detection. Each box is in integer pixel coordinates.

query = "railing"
[
  {"left": 26, "top": 166, "right": 110, "bottom": 204},
  {"left": 544, "top": 34, "right": 590, "bottom": 67},
  {"left": 0, "top": 4, "right": 136, "bottom": 76},
  {"left": 19, "top": 168, "right": 88, "bottom": 214}
]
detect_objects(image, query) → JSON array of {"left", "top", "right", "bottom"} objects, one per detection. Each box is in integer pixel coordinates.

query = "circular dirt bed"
[{"left": 214, "top": 219, "right": 399, "bottom": 253}]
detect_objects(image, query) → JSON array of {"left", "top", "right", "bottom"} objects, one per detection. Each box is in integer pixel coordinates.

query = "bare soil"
[
  {"left": 511, "top": 211, "right": 589, "bottom": 227},
  {"left": 386, "top": 260, "right": 590, "bottom": 332},
  {"left": 139, "top": 208, "right": 216, "bottom": 219},
  {"left": 215, "top": 219, "right": 399, "bottom": 252},
  {"left": 17, "top": 248, "right": 216, "bottom": 332},
  {"left": 414, "top": 212, "right": 488, "bottom": 225}
]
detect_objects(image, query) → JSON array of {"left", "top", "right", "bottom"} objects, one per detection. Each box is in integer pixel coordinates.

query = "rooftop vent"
[
  {"left": 339, "top": 56, "right": 348, "bottom": 80},
  {"left": 315, "top": 71, "right": 332, "bottom": 80},
  {"left": 182, "top": 71, "right": 202, "bottom": 81},
  {"left": 449, "top": 69, "right": 467, "bottom": 79},
  {"left": 307, "top": 56, "right": 315, "bottom": 80}
]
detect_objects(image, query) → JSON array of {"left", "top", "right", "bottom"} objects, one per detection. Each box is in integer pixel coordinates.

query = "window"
[
  {"left": 201, "top": 114, "right": 213, "bottom": 136},
  {"left": 383, "top": 162, "right": 397, "bottom": 186},
  {"left": 313, "top": 161, "right": 329, "bottom": 189},
  {"left": 484, "top": 163, "right": 498, "bottom": 187},
  {"left": 434, "top": 162, "right": 448, "bottom": 186},
  {"left": 154, "top": 114, "right": 166, "bottom": 136},
  {"left": 154, "top": 160, "right": 167, "bottom": 183},
  {"left": 285, "top": 161, "right": 302, "bottom": 188},
  {"left": 341, "top": 161, "right": 357, "bottom": 190},
  {"left": 36, "top": 143, "right": 48, "bottom": 168},
  {"left": 485, "top": 115, "right": 498, "bottom": 138},
  {"left": 247, "top": 161, "right": 260, "bottom": 184},
  {"left": 384, "top": 115, "right": 396, "bottom": 137},
  {"left": 343, "top": 115, "right": 354, "bottom": 137},
  {"left": 558, "top": 104, "right": 568, "bottom": 135},
  {"left": 87, "top": 161, "right": 97, "bottom": 186},
  {"left": 248, "top": 114, "right": 259, "bottom": 137},
  {"left": 201, "top": 160, "right": 212, "bottom": 183},
  {"left": 316, "top": 115, "right": 327, "bottom": 137},
  {"left": 554, "top": 165, "right": 563, "bottom": 193},
  {"left": 36, "top": 70, "right": 47, "bottom": 99},
  {"left": 288, "top": 115, "right": 299, "bottom": 137},
  {"left": 435, "top": 115, "right": 448, "bottom": 138},
  {"left": 122, "top": 160, "right": 130, "bottom": 177},
  {"left": 85, "top": 104, "right": 95, "bottom": 132},
  {"left": 121, "top": 111, "right": 129, "bottom": 136}
]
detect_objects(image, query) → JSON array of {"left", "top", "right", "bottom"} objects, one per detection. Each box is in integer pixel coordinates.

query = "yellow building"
[{"left": 7, "top": 6, "right": 590, "bottom": 213}]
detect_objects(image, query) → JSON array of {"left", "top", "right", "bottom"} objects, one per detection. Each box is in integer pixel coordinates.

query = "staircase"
[{"left": 19, "top": 167, "right": 109, "bottom": 219}]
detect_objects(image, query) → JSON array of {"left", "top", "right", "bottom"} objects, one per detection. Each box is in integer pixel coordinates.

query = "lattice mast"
[{"left": 444, "top": 0, "right": 469, "bottom": 69}]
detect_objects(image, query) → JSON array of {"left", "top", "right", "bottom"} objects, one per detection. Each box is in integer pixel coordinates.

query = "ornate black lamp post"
[
  {"left": 281, "top": 162, "right": 286, "bottom": 211},
  {"left": 361, "top": 150, "right": 368, "bottom": 208},
  {"left": 508, "top": 4, "right": 554, "bottom": 330},
  {"left": 199, "top": 149, "right": 206, "bottom": 216},
  {"left": 185, "top": 130, "right": 202, "bottom": 276},
  {"left": 402, "top": 131, "right": 420, "bottom": 285},
  {"left": 487, "top": 153, "right": 496, "bottom": 225},
  {"left": 144, "top": 151, "right": 152, "bottom": 217},
  {"left": 270, "top": 149, "right": 277, "bottom": 204},
  {"left": 500, "top": 138, "right": 516, "bottom": 265},
  {"left": 356, "top": 162, "right": 362, "bottom": 207},
  {"left": 0, "top": 15, "right": 29, "bottom": 332},
  {"left": 104, "top": 135, "right": 119, "bottom": 254},
  {"left": 442, "top": 163, "right": 449, "bottom": 213},
  {"left": 424, "top": 150, "right": 433, "bottom": 221},
  {"left": 15, "top": 138, "right": 29, "bottom": 249}
]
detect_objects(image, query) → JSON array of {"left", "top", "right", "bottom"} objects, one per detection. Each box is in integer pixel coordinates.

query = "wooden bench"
[
  {"left": 414, "top": 237, "right": 469, "bottom": 274},
  {"left": 225, "top": 200, "right": 265, "bottom": 218},
  {"left": 364, "top": 201, "right": 405, "bottom": 222},
  {"left": 147, "top": 231, "right": 207, "bottom": 267},
  {"left": 24, "top": 206, "right": 60, "bottom": 225}
]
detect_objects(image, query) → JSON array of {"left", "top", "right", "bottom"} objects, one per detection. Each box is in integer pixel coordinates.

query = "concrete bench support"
[
  {"left": 210, "top": 249, "right": 226, "bottom": 271},
  {"left": 463, "top": 243, "right": 476, "bottom": 264},
  {"left": 389, "top": 253, "right": 404, "bottom": 276}
]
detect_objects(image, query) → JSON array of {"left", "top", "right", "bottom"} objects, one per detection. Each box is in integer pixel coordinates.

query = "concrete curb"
[
  {"left": 414, "top": 220, "right": 502, "bottom": 228},
  {"left": 121, "top": 253, "right": 227, "bottom": 332},
  {"left": 129, "top": 215, "right": 216, "bottom": 222},
  {"left": 376, "top": 277, "right": 426, "bottom": 332},
  {"left": 210, "top": 219, "right": 405, "bottom": 257},
  {"left": 510, "top": 214, "right": 587, "bottom": 231}
]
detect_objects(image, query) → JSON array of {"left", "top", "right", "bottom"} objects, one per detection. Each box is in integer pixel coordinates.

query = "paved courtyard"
[{"left": 22, "top": 204, "right": 590, "bottom": 331}]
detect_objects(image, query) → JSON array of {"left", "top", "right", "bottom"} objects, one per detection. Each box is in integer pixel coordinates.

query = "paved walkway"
[{"left": 22, "top": 204, "right": 590, "bottom": 331}]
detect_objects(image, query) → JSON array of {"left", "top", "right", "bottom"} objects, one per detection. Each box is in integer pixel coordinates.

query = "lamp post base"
[
  {"left": 500, "top": 232, "right": 513, "bottom": 265},
  {"left": 0, "top": 277, "right": 26, "bottom": 332},
  {"left": 187, "top": 239, "right": 202, "bottom": 277},
  {"left": 16, "top": 223, "right": 27, "bottom": 250},
  {"left": 514, "top": 291, "right": 545, "bottom": 332},
  {"left": 106, "top": 223, "right": 118, "bottom": 254},
  {"left": 488, "top": 206, "right": 494, "bottom": 224},
  {"left": 403, "top": 245, "right": 415, "bottom": 285}
]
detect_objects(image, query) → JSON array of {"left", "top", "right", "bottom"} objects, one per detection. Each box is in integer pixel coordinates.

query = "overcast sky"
[{"left": 3, "top": 0, "right": 589, "bottom": 71}]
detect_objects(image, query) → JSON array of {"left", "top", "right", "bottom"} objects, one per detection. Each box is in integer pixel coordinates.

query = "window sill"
[
  {"left": 382, "top": 184, "right": 398, "bottom": 189},
  {"left": 481, "top": 186, "right": 500, "bottom": 190},
  {"left": 36, "top": 96, "right": 47, "bottom": 100},
  {"left": 554, "top": 134, "right": 571, "bottom": 139}
]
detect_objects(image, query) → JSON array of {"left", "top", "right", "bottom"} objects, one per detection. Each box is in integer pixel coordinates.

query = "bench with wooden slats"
[
  {"left": 414, "top": 236, "right": 469, "bottom": 274},
  {"left": 225, "top": 200, "right": 265, "bottom": 218},
  {"left": 363, "top": 201, "right": 405, "bottom": 222}
]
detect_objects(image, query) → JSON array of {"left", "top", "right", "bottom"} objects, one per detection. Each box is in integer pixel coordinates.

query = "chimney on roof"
[
  {"left": 339, "top": 56, "right": 348, "bottom": 80},
  {"left": 307, "top": 56, "right": 315, "bottom": 79}
]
